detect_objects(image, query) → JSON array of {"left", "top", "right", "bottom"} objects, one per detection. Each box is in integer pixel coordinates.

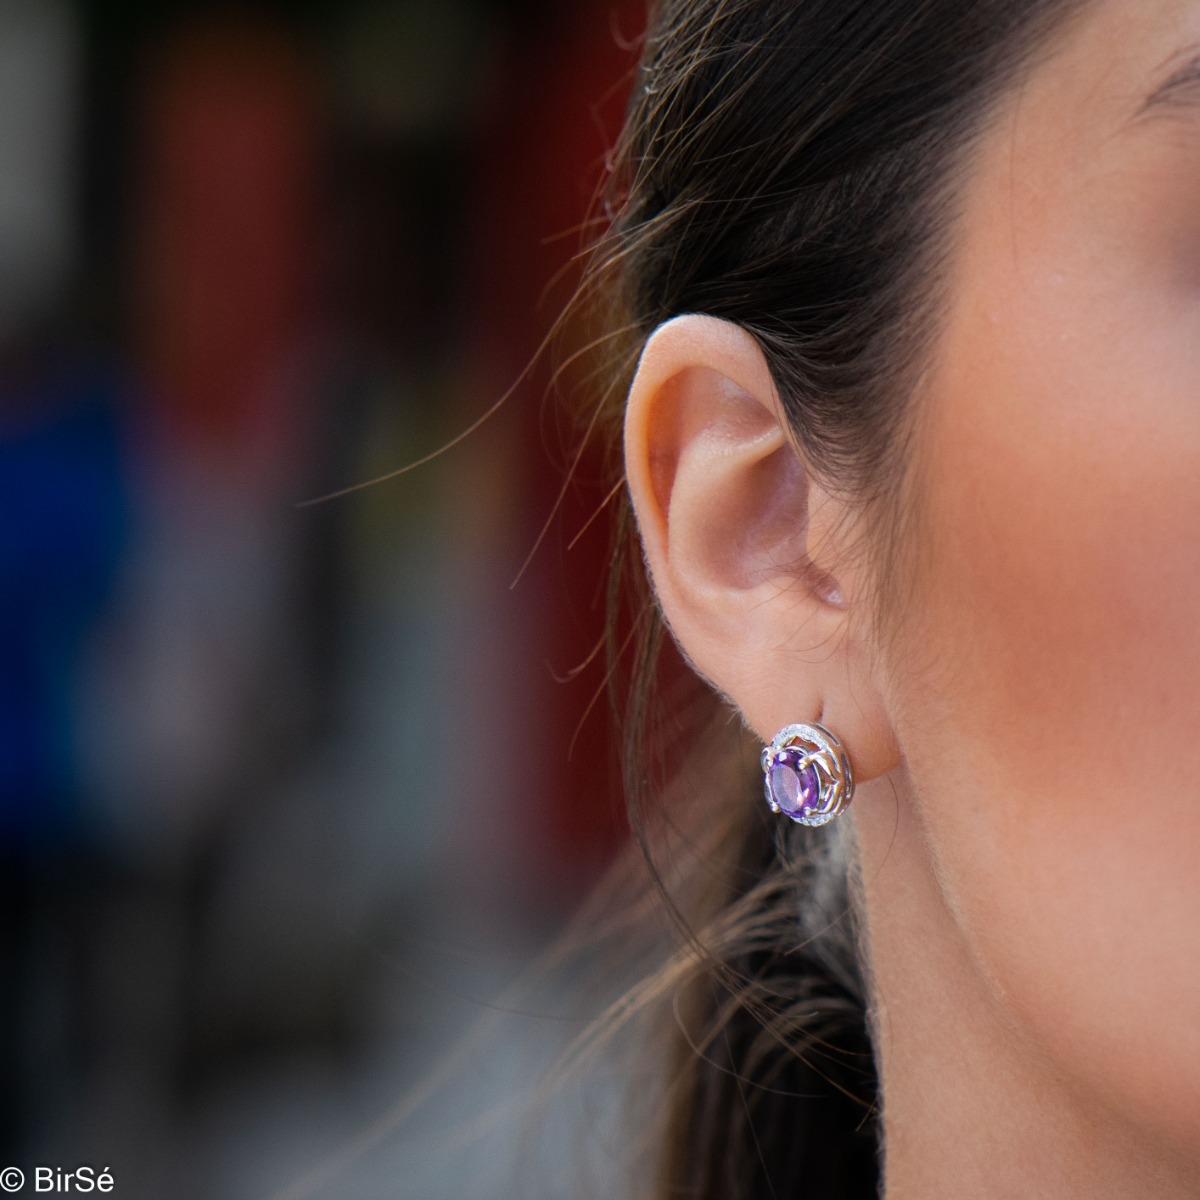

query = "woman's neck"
[{"left": 850, "top": 772, "right": 1200, "bottom": 1200}]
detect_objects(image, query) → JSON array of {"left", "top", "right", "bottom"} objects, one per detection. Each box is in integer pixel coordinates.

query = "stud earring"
[{"left": 761, "top": 722, "right": 854, "bottom": 826}]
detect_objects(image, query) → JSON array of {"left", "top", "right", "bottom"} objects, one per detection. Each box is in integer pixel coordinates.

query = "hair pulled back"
[{"left": 583, "top": 1, "right": 1086, "bottom": 1197}]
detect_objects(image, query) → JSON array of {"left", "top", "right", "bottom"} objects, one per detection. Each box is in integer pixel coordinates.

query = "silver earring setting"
[{"left": 761, "top": 722, "right": 854, "bottom": 826}]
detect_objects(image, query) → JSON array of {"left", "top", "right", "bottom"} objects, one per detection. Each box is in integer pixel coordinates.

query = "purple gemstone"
[{"left": 767, "top": 747, "right": 820, "bottom": 820}]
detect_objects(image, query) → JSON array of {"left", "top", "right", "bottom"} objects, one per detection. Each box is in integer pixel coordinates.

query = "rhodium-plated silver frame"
[{"left": 760, "top": 721, "right": 855, "bottom": 827}]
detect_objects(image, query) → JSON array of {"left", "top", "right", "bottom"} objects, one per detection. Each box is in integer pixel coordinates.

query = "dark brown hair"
[{"left": 578, "top": 1, "right": 1090, "bottom": 1197}]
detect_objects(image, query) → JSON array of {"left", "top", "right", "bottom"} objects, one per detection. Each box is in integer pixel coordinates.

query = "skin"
[{"left": 623, "top": 0, "right": 1200, "bottom": 1195}]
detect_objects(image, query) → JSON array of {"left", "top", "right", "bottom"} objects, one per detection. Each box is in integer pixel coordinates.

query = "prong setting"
[{"left": 762, "top": 722, "right": 854, "bottom": 826}]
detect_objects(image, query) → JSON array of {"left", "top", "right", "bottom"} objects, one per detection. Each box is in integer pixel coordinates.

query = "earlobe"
[{"left": 623, "top": 314, "right": 900, "bottom": 783}]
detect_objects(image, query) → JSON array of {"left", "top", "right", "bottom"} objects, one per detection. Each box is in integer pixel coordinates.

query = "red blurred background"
[{"left": 0, "top": 1, "right": 642, "bottom": 1195}]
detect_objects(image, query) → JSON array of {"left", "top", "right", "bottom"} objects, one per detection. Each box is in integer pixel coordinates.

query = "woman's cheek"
[{"left": 891, "top": 284, "right": 1200, "bottom": 1146}]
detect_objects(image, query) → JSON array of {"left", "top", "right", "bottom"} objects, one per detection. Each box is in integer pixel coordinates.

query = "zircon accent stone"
[{"left": 766, "top": 746, "right": 820, "bottom": 820}]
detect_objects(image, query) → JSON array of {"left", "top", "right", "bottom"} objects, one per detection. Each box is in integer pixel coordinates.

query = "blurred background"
[{"left": 0, "top": 0, "right": 644, "bottom": 1195}]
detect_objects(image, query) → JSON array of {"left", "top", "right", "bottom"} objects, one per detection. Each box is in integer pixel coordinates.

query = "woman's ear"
[{"left": 623, "top": 314, "right": 899, "bottom": 782}]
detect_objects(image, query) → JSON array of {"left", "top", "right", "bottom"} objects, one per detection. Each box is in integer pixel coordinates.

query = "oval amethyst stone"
[{"left": 766, "top": 746, "right": 820, "bottom": 820}]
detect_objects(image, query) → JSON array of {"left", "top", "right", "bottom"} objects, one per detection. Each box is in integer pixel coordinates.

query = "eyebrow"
[{"left": 1138, "top": 47, "right": 1200, "bottom": 116}]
